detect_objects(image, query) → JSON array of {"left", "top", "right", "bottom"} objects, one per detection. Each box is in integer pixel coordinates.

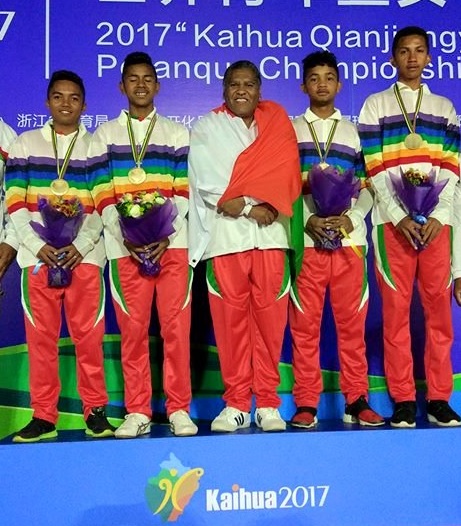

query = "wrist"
[{"left": 242, "top": 203, "right": 253, "bottom": 217}]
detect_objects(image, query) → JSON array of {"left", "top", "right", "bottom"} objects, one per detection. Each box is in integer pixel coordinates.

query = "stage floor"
[{"left": 1, "top": 419, "right": 460, "bottom": 526}]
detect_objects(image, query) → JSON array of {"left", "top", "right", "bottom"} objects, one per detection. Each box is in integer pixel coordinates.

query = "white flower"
[
  {"left": 129, "top": 204, "right": 142, "bottom": 218},
  {"left": 154, "top": 195, "right": 166, "bottom": 205},
  {"left": 143, "top": 192, "right": 155, "bottom": 204}
]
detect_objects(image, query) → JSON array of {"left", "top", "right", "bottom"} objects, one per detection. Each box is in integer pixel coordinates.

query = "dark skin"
[
  {"left": 396, "top": 216, "right": 442, "bottom": 250},
  {"left": 0, "top": 242, "right": 16, "bottom": 279},
  {"left": 37, "top": 242, "right": 83, "bottom": 270},
  {"left": 218, "top": 197, "right": 278, "bottom": 227},
  {"left": 454, "top": 278, "right": 461, "bottom": 307},
  {"left": 305, "top": 214, "right": 353, "bottom": 242},
  {"left": 123, "top": 238, "right": 169, "bottom": 264}
]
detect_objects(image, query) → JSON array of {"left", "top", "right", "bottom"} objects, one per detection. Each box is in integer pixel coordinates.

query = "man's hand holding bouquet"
[
  {"left": 305, "top": 163, "right": 361, "bottom": 253},
  {"left": 31, "top": 196, "right": 84, "bottom": 287},
  {"left": 390, "top": 167, "right": 448, "bottom": 250},
  {"left": 116, "top": 190, "right": 178, "bottom": 277}
]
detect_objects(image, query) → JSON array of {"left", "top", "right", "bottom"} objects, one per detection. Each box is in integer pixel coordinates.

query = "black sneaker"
[
  {"left": 343, "top": 395, "right": 385, "bottom": 427},
  {"left": 390, "top": 401, "right": 417, "bottom": 428},
  {"left": 13, "top": 417, "right": 57, "bottom": 443},
  {"left": 85, "top": 407, "right": 116, "bottom": 438},
  {"left": 427, "top": 400, "right": 461, "bottom": 427}
]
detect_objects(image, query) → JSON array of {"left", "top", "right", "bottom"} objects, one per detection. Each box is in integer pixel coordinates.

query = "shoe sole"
[
  {"left": 115, "top": 425, "right": 151, "bottom": 438},
  {"left": 85, "top": 429, "right": 115, "bottom": 438},
  {"left": 343, "top": 415, "right": 385, "bottom": 427},
  {"left": 12, "top": 430, "right": 58, "bottom": 443},
  {"left": 427, "top": 415, "right": 461, "bottom": 427},
  {"left": 171, "top": 425, "right": 198, "bottom": 437},
  {"left": 211, "top": 422, "right": 250, "bottom": 433},
  {"left": 259, "top": 425, "right": 286, "bottom": 432},
  {"left": 290, "top": 417, "right": 318, "bottom": 429},
  {"left": 390, "top": 420, "right": 416, "bottom": 428},
  {"left": 256, "top": 421, "right": 286, "bottom": 432}
]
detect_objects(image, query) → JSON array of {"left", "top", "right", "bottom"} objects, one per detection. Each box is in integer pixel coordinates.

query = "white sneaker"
[
  {"left": 169, "top": 410, "right": 198, "bottom": 437},
  {"left": 211, "top": 406, "right": 251, "bottom": 432},
  {"left": 114, "top": 413, "right": 151, "bottom": 438},
  {"left": 255, "top": 407, "right": 286, "bottom": 432}
]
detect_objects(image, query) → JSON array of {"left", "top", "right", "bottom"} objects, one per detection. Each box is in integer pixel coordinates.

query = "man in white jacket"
[{"left": 0, "top": 118, "right": 18, "bottom": 281}]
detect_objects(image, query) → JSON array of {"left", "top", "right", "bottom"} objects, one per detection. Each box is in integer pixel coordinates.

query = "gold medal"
[
  {"left": 394, "top": 84, "right": 424, "bottom": 151},
  {"left": 50, "top": 125, "right": 79, "bottom": 197},
  {"left": 50, "top": 178, "right": 70, "bottom": 196},
  {"left": 319, "top": 162, "right": 330, "bottom": 170},
  {"left": 128, "top": 166, "right": 147, "bottom": 184},
  {"left": 404, "top": 133, "right": 423, "bottom": 150}
]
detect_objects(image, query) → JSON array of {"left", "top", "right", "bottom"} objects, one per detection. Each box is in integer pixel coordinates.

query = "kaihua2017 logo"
[{"left": 145, "top": 453, "right": 204, "bottom": 522}]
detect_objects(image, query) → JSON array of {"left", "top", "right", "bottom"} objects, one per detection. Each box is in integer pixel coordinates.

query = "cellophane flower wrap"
[
  {"left": 309, "top": 164, "right": 361, "bottom": 250},
  {"left": 116, "top": 190, "right": 178, "bottom": 276},
  {"left": 30, "top": 196, "right": 84, "bottom": 288},
  {"left": 390, "top": 167, "right": 448, "bottom": 250}
]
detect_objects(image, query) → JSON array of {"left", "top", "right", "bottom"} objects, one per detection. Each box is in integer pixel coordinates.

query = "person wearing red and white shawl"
[{"left": 189, "top": 61, "right": 301, "bottom": 433}]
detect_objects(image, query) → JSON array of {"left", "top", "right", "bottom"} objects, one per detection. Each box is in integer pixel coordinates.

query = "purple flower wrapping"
[
  {"left": 30, "top": 197, "right": 84, "bottom": 288},
  {"left": 118, "top": 199, "right": 178, "bottom": 277},
  {"left": 390, "top": 169, "right": 448, "bottom": 250},
  {"left": 309, "top": 164, "right": 361, "bottom": 251}
]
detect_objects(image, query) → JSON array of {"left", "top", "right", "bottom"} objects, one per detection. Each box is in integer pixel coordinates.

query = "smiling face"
[
  {"left": 302, "top": 64, "right": 341, "bottom": 113},
  {"left": 391, "top": 34, "right": 431, "bottom": 89},
  {"left": 223, "top": 67, "right": 261, "bottom": 127},
  {"left": 120, "top": 63, "right": 160, "bottom": 118},
  {"left": 46, "top": 80, "right": 86, "bottom": 134}
]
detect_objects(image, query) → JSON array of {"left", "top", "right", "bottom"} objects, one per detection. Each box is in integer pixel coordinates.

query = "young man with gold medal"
[
  {"left": 359, "top": 27, "right": 461, "bottom": 428},
  {"left": 86, "top": 52, "right": 197, "bottom": 438},
  {"left": 5, "top": 71, "right": 113, "bottom": 442}
]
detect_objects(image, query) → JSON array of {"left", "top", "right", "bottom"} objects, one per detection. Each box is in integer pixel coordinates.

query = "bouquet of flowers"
[
  {"left": 390, "top": 167, "right": 448, "bottom": 249},
  {"left": 30, "top": 196, "right": 84, "bottom": 287},
  {"left": 309, "top": 164, "right": 361, "bottom": 250},
  {"left": 116, "top": 190, "right": 178, "bottom": 276}
]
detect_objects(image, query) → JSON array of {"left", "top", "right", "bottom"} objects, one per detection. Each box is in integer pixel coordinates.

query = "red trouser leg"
[
  {"left": 250, "top": 250, "right": 289, "bottom": 409},
  {"left": 22, "top": 267, "right": 63, "bottom": 424},
  {"left": 63, "top": 264, "right": 108, "bottom": 419},
  {"left": 110, "top": 257, "right": 154, "bottom": 417},
  {"left": 21, "top": 263, "right": 107, "bottom": 423},
  {"left": 154, "top": 249, "right": 192, "bottom": 416},
  {"left": 329, "top": 247, "right": 369, "bottom": 405},
  {"left": 208, "top": 249, "right": 288, "bottom": 412},
  {"left": 289, "top": 248, "right": 330, "bottom": 408},
  {"left": 374, "top": 224, "right": 453, "bottom": 402},
  {"left": 289, "top": 247, "right": 369, "bottom": 407},
  {"left": 416, "top": 227, "right": 453, "bottom": 401}
]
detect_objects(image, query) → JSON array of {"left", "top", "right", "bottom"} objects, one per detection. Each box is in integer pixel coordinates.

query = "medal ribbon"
[
  {"left": 339, "top": 226, "right": 364, "bottom": 259},
  {"left": 393, "top": 83, "right": 423, "bottom": 135},
  {"left": 306, "top": 118, "right": 362, "bottom": 259},
  {"left": 126, "top": 113, "right": 158, "bottom": 168},
  {"left": 306, "top": 118, "right": 339, "bottom": 165},
  {"left": 51, "top": 125, "right": 79, "bottom": 181}
]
